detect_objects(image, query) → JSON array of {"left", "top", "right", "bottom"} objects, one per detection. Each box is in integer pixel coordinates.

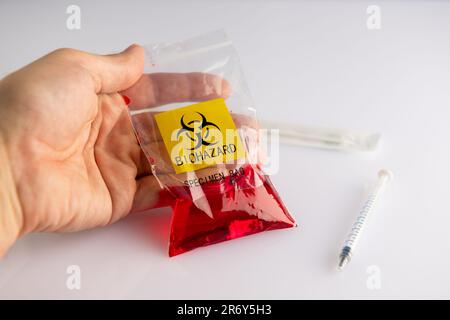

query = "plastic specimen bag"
[{"left": 127, "top": 31, "right": 296, "bottom": 256}]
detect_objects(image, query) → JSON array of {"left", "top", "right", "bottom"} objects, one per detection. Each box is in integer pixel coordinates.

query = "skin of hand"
[{"left": 0, "top": 45, "right": 231, "bottom": 257}]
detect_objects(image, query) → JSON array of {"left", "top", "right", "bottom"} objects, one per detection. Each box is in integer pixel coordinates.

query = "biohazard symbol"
[{"left": 176, "top": 112, "right": 221, "bottom": 150}]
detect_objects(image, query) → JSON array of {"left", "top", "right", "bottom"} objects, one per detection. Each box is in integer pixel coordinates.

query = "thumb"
[{"left": 85, "top": 44, "right": 145, "bottom": 94}]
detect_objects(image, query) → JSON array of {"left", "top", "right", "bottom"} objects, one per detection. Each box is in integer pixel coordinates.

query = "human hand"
[{"left": 0, "top": 45, "right": 230, "bottom": 256}]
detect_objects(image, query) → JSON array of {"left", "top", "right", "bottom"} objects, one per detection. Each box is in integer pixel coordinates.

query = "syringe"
[{"left": 338, "top": 169, "right": 393, "bottom": 270}]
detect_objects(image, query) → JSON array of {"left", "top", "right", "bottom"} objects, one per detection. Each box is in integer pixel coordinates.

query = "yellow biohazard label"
[{"left": 154, "top": 98, "right": 246, "bottom": 174}]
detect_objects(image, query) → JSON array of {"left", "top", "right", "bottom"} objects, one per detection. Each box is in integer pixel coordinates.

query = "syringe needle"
[{"left": 337, "top": 169, "right": 393, "bottom": 270}]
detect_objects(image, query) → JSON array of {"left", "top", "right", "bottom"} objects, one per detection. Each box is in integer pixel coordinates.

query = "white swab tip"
[{"left": 378, "top": 169, "right": 393, "bottom": 181}]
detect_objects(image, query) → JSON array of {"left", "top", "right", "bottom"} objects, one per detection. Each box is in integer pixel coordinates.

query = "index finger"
[{"left": 121, "top": 72, "right": 231, "bottom": 110}]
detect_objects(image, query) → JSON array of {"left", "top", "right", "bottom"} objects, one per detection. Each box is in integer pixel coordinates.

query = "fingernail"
[{"left": 121, "top": 95, "right": 131, "bottom": 105}]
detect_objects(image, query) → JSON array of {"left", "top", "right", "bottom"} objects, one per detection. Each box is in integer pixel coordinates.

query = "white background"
[{"left": 1, "top": 0, "right": 449, "bottom": 299}]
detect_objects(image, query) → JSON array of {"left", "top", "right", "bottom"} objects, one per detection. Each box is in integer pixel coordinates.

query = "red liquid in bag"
[{"left": 166, "top": 164, "right": 296, "bottom": 256}]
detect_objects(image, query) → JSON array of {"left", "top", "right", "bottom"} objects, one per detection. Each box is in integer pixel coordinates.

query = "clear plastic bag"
[{"left": 127, "top": 31, "right": 296, "bottom": 256}]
